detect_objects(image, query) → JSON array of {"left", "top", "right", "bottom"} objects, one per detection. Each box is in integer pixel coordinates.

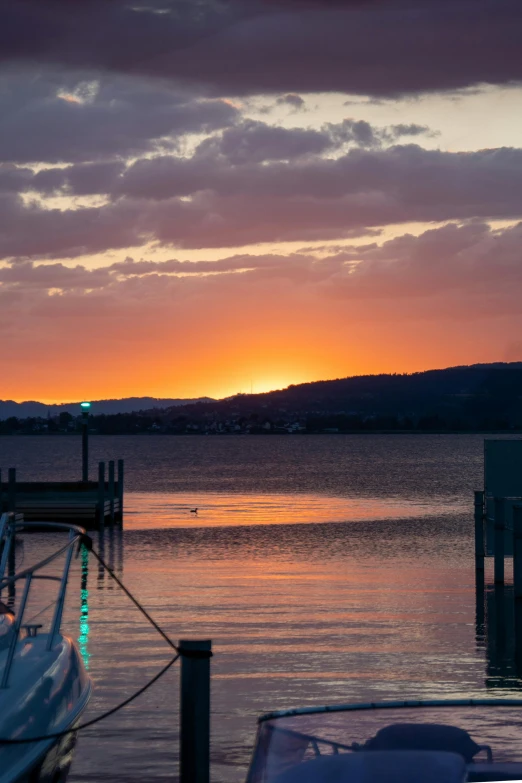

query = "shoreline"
[{"left": 0, "top": 429, "right": 519, "bottom": 437}]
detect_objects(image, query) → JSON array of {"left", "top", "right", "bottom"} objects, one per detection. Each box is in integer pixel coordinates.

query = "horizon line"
[{"left": 3, "top": 359, "right": 522, "bottom": 407}]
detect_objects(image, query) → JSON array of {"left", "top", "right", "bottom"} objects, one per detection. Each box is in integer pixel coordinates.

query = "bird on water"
[{"left": 190, "top": 508, "right": 198, "bottom": 514}]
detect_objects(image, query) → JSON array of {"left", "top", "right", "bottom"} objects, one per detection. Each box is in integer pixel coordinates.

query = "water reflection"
[
  {"left": 68, "top": 514, "right": 487, "bottom": 783},
  {"left": 0, "top": 434, "right": 518, "bottom": 782},
  {"left": 78, "top": 544, "right": 91, "bottom": 670},
  {"left": 96, "top": 525, "right": 124, "bottom": 589},
  {"left": 78, "top": 523, "right": 124, "bottom": 669},
  {"left": 475, "top": 568, "right": 522, "bottom": 690},
  {"left": 124, "top": 490, "right": 467, "bottom": 530}
]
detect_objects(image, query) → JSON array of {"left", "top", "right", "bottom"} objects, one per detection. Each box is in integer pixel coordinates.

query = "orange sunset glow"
[
  {"left": 4, "top": 6, "right": 522, "bottom": 783},
  {"left": 1, "top": 2, "right": 521, "bottom": 404}
]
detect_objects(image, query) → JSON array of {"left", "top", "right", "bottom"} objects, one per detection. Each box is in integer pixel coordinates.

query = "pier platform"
[{"left": 0, "top": 461, "right": 124, "bottom": 530}]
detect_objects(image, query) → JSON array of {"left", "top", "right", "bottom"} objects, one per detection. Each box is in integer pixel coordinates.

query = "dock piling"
[
  {"left": 494, "top": 497, "right": 506, "bottom": 584},
  {"left": 474, "top": 490, "right": 485, "bottom": 571},
  {"left": 81, "top": 411, "right": 89, "bottom": 482},
  {"left": 108, "top": 460, "right": 115, "bottom": 525},
  {"left": 514, "top": 505, "right": 522, "bottom": 600},
  {"left": 117, "top": 459, "right": 124, "bottom": 524},
  {"left": 7, "top": 469, "right": 16, "bottom": 513},
  {"left": 97, "top": 462, "right": 106, "bottom": 527},
  {"left": 179, "top": 639, "right": 212, "bottom": 783},
  {"left": 515, "top": 598, "right": 522, "bottom": 675}
]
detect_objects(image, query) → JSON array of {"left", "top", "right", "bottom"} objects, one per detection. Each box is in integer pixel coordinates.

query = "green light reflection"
[{"left": 78, "top": 545, "right": 91, "bottom": 669}]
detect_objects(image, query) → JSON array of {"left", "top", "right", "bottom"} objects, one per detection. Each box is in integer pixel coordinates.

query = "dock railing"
[{"left": 0, "top": 513, "right": 86, "bottom": 687}]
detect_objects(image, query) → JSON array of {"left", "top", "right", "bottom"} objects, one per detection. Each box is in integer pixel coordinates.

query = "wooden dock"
[{"left": 0, "top": 461, "right": 124, "bottom": 529}]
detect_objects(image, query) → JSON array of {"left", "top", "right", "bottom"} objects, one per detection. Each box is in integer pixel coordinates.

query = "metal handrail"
[
  {"left": 0, "top": 520, "right": 85, "bottom": 591},
  {"left": 259, "top": 697, "right": 522, "bottom": 723},
  {"left": 0, "top": 575, "right": 32, "bottom": 688},
  {"left": 0, "top": 516, "right": 87, "bottom": 688}
]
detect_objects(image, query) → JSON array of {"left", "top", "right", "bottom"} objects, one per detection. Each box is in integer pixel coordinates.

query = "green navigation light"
[{"left": 80, "top": 401, "right": 91, "bottom": 409}]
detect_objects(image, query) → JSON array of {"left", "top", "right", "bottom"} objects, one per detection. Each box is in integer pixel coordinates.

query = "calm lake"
[{"left": 0, "top": 434, "right": 518, "bottom": 782}]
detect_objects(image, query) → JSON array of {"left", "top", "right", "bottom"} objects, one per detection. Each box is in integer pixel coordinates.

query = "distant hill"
[
  {"left": 3, "top": 362, "right": 522, "bottom": 433},
  {"left": 0, "top": 396, "right": 214, "bottom": 420},
  {"left": 160, "top": 362, "right": 522, "bottom": 430}
]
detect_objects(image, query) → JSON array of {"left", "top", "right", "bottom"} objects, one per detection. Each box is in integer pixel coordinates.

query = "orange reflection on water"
[{"left": 124, "top": 490, "right": 466, "bottom": 529}]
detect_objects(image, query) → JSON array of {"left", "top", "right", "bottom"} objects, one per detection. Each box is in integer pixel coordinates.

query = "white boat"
[
  {"left": 247, "top": 698, "right": 522, "bottom": 782},
  {"left": 0, "top": 514, "right": 92, "bottom": 783}
]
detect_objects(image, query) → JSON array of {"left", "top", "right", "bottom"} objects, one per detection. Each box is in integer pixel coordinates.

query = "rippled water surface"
[{"left": 0, "top": 434, "right": 519, "bottom": 782}]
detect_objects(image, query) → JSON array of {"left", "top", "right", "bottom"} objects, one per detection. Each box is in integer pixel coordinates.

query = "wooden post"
[
  {"left": 7, "top": 468, "right": 16, "bottom": 513},
  {"left": 474, "top": 490, "right": 485, "bottom": 571},
  {"left": 515, "top": 597, "right": 522, "bottom": 675},
  {"left": 179, "top": 639, "right": 212, "bottom": 783},
  {"left": 494, "top": 497, "right": 505, "bottom": 585},
  {"left": 108, "top": 460, "right": 115, "bottom": 525},
  {"left": 82, "top": 412, "right": 89, "bottom": 482},
  {"left": 475, "top": 562, "right": 485, "bottom": 642},
  {"left": 117, "top": 459, "right": 124, "bottom": 524},
  {"left": 514, "top": 505, "right": 522, "bottom": 600},
  {"left": 6, "top": 516, "right": 16, "bottom": 609},
  {"left": 97, "top": 528, "right": 105, "bottom": 585},
  {"left": 493, "top": 583, "right": 507, "bottom": 661},
  {"left": 97, "top": 461, "right": 105, "bottom": 528}
]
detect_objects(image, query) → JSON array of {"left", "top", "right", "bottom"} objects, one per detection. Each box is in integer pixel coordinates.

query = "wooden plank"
[
  {"left": 16, "top": 506, "right": 97, "bottom": 512},
  {"left": 18, "top": 502, "right": 96, "bottom": 510},
  {"left": 0, "top": 481, "right": 99, "bottom": 493},
  {"left": 18, "top": 494, "right": 98, "bottom": 498}
]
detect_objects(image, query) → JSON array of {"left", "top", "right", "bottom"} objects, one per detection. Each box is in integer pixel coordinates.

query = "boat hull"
[
  {"left": 13, "top": 730, "right": 78, "bottom": 783},
  {"left": 0, "top": 633, "right": 91, "bottom": 783}
]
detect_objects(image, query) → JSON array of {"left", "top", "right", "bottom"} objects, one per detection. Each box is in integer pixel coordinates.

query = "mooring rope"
[
  {"left": 0, "top": 534, "right": 199, "bottom": 745},
  {"left": 84, "top": 535, "right": 178, "bottom": 652}
]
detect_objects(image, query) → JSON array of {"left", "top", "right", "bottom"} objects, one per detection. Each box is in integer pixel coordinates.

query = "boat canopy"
[{"left": 246, "top": 699, "right": 522, "bottom": 783}]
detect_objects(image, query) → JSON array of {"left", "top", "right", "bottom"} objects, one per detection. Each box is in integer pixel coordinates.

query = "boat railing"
[
  {"left": 258, "top": 697, "right": 522, "bottom": 723},
  {"left": 267, "top": 722, "right": 354, "bottom": 755},
  {"left": 0, "top": 512, "right": 86, "bottom": 688}
]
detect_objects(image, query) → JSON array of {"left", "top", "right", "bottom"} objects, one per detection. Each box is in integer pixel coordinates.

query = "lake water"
[{"left": 0, "top": 434, "right": 520, "bottom": 782}]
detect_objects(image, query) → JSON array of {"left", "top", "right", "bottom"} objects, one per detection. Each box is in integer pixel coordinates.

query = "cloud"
[
  {"left": 0, "top": 260, "right": 110, "bottom": 289},
  {"left": 0, "top": 192, "right": 144, "bottom": 259},
  {"left": 1, "top": 0, "right": 521, "bottom": 97},
  {"left": 0, "top": 69, "right": 239, "bottom": 164},
  {"left": 2, "top": 220, "right": 521, "bottom": 305},
  {"left": 1, "top": 219, "right": 521, "bottom": 399},
  {"left": 97, "top": 141, "right": 522, "bottom": 212},
  {"left": 324, "top": 120, "right": 436, "bottom": 149},
  {"left": 327, "top": 221, "right": 522, "bottom": 302},
  {"left": 2, "top": 143, "right": 522, "bottom": 258},
  {"left": 2, "top": 116, "right": 435, "bottom": 200},
  {"left": 0, "top": 164, "right": 35, "bottom": 194},
  {"left": 276, "top": 93, "right": 306, "bottom": 110},
  {"left": 32, "top": 161, "right": 126, "bottom": 196},
  {"left": 390, "top": 124, "right": 436, "bottom": 140},
  {"left": 194, "top": 119, "right": 333, "bottom": 163},
  {"left": 2, "top": 1, "right": 521, "bottom": 400}
]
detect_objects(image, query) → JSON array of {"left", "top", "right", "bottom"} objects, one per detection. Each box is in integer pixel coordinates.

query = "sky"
[{"left": 1, "top": 0, "right": 522, "bottom": 403}]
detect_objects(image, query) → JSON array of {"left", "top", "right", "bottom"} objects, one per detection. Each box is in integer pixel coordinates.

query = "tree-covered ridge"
[{"left": 2, "top": 363, "right": 522, "bottom": 434}]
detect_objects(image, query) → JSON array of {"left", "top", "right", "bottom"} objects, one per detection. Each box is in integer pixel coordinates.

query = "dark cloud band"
[{"left": 1, "top": 0, "right": 521, "bottom": 97}]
